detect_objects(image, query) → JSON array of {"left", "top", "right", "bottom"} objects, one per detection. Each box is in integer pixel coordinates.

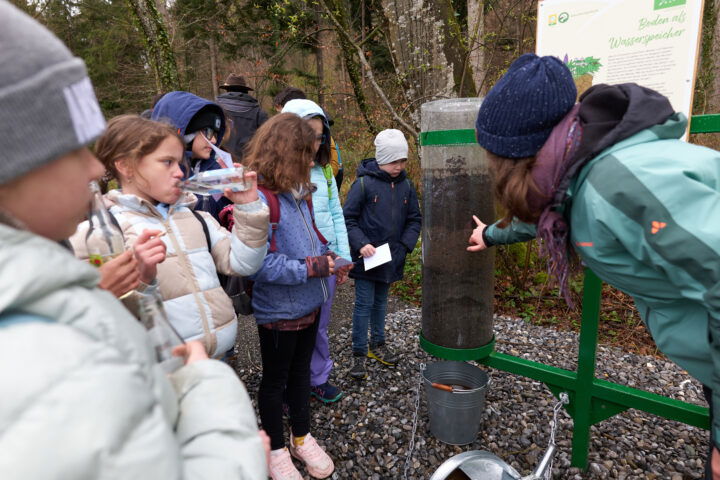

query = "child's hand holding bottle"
[
  {"left": 98, "top": 250, "right": 140, "bottom": 297},
  {"left": 224, "top": 164, "right": 259, "bottom": 205}
]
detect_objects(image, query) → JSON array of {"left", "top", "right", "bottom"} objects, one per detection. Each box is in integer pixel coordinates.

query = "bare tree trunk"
[
  {"left": 314, "top": 9, "right": 325, "bottom": 107},
  {"left": 433, "top": 0, "right": 477, "bottom": 97},
  {"left": 320, "top": 0, "right": 378, "bottom": 133},
  {"left": 379, "top": 0, "right": 476, "bottom": 124},
  {"left": 361, "top": 0, "right": 366, "bottom": 85},
  {"left": 154, "top": 0, "right": 171, "bottom": 27},
  {"left": 209, "top": 37, "right": 219, "bottom": 99},
  {"left": 125, "top": 0, "right": 180, "bottom": 92},
  {"left": 467, "top": 0, "right": 486, "bottom": 93}
]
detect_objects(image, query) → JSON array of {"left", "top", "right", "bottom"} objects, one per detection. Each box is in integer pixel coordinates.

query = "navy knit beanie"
[{"left": 476, "top": 54, "right": 576, "bottom": 159}]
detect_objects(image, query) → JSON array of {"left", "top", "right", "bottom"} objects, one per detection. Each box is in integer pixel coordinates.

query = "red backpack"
[{"left": 219, "top": 186, "right": 328, "bottom": 252}]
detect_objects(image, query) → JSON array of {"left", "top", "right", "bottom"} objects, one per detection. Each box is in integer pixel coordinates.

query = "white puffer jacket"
[
  {"left": 0, "top": 222, "right": 267, "bottom": 479},
  {"left": 71, "top": 191, "right": 269, "bottom": 357}
]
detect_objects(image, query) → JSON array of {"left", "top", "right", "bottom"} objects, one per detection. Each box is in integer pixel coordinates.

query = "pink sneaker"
[
  {"left": 269, "top": 448, "right": 303, "bottom": 480},
  {"left": 289, "top": 433, "right": 335, "bottom": 479}
]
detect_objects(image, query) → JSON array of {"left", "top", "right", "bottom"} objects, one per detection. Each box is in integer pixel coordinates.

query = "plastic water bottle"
[
  {"left": 181, "top": 166, "right": 250, "bottom": 195},
  {"left": 85, "top": 181, "right": 125, "bottom": 267}
]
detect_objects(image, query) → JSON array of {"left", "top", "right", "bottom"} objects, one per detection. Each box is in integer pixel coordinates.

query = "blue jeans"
[{"left": 351, "top": 279, "right": 390, "bottom": 355}]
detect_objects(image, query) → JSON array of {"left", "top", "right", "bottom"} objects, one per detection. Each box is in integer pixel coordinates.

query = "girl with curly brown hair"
[{"left": 244, "top": 113, "right": 350, "bottom": 480}]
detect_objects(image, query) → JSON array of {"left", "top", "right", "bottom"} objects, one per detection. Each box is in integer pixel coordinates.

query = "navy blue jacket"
[
  {"left": 151, "top": 91, "right": 230, "bottom": 220},
  {"left": 343, "top": 158, "right": 422, "bottom": 283}
]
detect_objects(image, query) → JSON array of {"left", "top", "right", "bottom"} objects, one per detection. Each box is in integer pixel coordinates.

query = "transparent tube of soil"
[{"left": 420, "top": 98, "right": 494, "bottom": 349}]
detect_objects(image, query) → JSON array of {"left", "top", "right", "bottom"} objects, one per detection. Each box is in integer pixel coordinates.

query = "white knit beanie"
[
  {"left": 0, "top": 1, "right": 106, "bottom": 184},
  {"left": 374, "top": 129, "right": 408, "bottom": 165}
]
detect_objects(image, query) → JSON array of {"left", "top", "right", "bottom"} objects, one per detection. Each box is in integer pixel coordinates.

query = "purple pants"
[{"left": 310, "top": 274, "right": 336, "bottom": 386}]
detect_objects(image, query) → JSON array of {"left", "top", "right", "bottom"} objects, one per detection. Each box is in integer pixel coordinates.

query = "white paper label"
[{"left": 63, "top": 77, "right": 106, "bottom": 144}]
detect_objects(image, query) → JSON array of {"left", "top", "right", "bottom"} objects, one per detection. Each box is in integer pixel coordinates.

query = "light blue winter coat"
[
  {"left": 0, "top": 222, "right": 267, "bottom": 479},
  {"left": 311, "top": 164, "right": 350, "bottom": 260}
]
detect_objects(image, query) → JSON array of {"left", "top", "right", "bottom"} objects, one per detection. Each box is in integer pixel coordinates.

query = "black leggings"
[{"left": 257, "top": 318, "right": 319, "bottom": 450}]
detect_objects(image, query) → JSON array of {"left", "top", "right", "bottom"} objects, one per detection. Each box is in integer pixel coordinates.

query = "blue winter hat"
[{"left": 475, "top": 54, "right": 576, "bottom": 158}]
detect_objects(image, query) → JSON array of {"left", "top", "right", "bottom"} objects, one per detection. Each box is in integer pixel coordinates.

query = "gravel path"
[{"left": 233, "top": 279, "right": 709, "bottom": 479}]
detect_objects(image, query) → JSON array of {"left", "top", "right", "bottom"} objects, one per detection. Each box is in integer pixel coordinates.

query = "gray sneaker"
[
  {"left": 349, "top": 355, "right": 367, "bottom": 379},
  {"left": 368, "top": 343, "right": 399, "bottom": 366}
]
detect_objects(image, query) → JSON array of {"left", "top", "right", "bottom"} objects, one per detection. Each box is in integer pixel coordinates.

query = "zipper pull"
[{"left": 391, "top": 182, "right": 395, "bottom": 189}]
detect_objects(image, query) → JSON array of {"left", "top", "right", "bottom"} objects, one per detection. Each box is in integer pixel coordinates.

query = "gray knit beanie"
[
  {"left": 375, "top": 129, "right": 408, "bottom": 165},
  {"left": 0, "top": 1, "right": 106, "bottom": 184}
]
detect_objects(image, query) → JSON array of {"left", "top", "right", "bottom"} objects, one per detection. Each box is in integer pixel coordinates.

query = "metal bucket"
[{"left": 423, "top": 361, "right": 490, "bottom": 445}]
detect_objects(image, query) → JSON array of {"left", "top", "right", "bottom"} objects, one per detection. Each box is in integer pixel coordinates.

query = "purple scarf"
[{"left": 526, "top": 104, "right": 583, "bottom": 305}]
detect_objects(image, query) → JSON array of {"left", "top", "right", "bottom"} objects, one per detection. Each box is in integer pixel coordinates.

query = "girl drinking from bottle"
[
  {"left": 245, "top": 113, "right": 350, "bottom": 480},
  {"left": 71, "top": 114, "right": 269, "bottom": 358}
]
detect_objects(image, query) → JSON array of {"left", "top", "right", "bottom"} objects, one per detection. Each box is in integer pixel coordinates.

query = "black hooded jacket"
[{"left": 216, "top": 91, "right": 269, "bottom": 159}]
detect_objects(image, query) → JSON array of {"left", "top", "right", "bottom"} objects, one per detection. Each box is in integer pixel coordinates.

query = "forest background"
[{"left": 15, "top": 0, "right": 720, "bottom": 354}]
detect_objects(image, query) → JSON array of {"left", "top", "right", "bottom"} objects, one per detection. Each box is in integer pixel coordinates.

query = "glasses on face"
[{"left": 199, "top": 127, "right": 219, "bottom": 140}]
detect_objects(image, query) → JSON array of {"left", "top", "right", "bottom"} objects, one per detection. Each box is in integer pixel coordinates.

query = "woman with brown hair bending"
[{"left": 468, "top": 53, "right": 720, "bottom": 479}]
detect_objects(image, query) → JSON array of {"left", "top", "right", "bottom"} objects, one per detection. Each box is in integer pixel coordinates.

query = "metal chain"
[
  {"left": 404, "top": 362, "right": 425, "bottom": 480},
  {"left": 543, "top": 392, "right": 569, "bottom": 480}
]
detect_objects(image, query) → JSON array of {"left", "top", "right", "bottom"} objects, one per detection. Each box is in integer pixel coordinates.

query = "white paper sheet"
[
  {"left": 363, "top": 243, "right": 392, "bottom": 271},
  {"left": 204, "top": 134, "right": 234, "bottom": 168},
  {"left": 203, "top": 135, "right": 234, "bottom": 200}
]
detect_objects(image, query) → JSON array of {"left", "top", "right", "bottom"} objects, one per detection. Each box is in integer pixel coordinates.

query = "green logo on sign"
[
  {"left": 654, "top": 0, "right": 686, "bottom": 10},
  {"left": 558, "top": 12, "right": 569, "bottom": 23}
]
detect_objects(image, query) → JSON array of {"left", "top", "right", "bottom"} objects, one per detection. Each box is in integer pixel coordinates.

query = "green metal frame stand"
[
  {"left": 418, "top": 110, "right": 720, "bottom": 471},
  {"left": 489, "top": 270, "right": 708, "bottom": 468},
  {"left": 420, "top": 270, "right": 709, "bottom": 469}
]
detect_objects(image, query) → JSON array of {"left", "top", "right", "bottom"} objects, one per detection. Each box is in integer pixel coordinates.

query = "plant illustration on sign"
[{"left": 563, "top": 54, "right": 603, "bottom": 98}]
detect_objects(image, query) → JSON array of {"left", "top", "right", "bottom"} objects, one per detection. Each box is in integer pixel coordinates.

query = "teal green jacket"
[{"left": 486, "top": 113, "right": 720, "bottom": 445}]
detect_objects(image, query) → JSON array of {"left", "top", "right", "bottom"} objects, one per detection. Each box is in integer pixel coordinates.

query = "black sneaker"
[
  {"left": 349, "top": 355, "right": 367, "bottom": 379},
  {"left": 310, "top": 382, "right": 343, "bottom": 403},
  {"left": 367, "top": 343, "right": 398, "bottom": 366}
]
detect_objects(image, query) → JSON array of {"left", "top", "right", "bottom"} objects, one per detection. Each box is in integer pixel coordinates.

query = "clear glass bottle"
[
  {"left": 181, "top": 166, "right": 249, "bottom": 195},
  {"left": 85, "top": 181, "right": 125, "bottom": 267},
  {"left": 138, "top": 290, "right": 186, "bottom": 373}
]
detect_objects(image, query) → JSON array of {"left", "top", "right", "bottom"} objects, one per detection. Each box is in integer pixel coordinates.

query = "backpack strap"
[
  {"left": 306, "top": 196, "right": 328, "bottom": 245},
  {"left": 321, "top": 164, "right": 334, "bottom": 200},
  {"left": 191, "top": 210, "right": 212, "bottom": 253},
  {"left": 257, "top": 185, "right": 281, "bottom": 253},
  {"left": 256, "top": 186, "right": 327, "bottom": 251}
]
